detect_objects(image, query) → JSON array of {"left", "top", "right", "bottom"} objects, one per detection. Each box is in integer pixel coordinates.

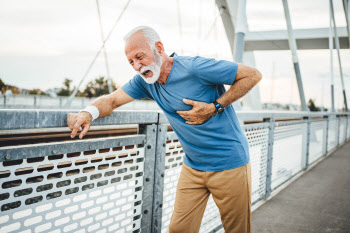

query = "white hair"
[{"left": 123, "top": 26, "right": 161, "bottom": 49}]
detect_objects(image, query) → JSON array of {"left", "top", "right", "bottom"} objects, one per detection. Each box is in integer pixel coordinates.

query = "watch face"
[{"left": 218, "top": 107, "right": 225, "bottom": 114}]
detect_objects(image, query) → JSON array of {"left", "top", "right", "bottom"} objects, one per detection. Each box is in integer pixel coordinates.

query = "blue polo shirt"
[{"left": 122, "top": 53, "right": 249, "bottom": 171}]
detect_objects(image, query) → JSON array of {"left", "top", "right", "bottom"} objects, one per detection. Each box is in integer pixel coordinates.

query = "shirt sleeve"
[
  {"left": 121, "top": 75, "right": 153, "bottom": 100},
  {"left": 191, "top": 56, "right": 239, "bottom": 86}
]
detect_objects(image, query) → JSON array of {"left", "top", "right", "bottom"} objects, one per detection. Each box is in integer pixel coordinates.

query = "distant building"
[{"left": 45, "top": 88, "right": 61, "bottom": 98}]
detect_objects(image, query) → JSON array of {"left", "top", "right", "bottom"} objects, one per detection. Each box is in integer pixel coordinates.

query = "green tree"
[
  {"left": 0, "top": 78, "right": 5, "bottom": 93},
  {"left": 28, "top": 88, "right": 47, "bottom": 95},
  {"left": 308, "top": 99, "right": 320, "bottom": 112},
  {"left": 29, "top": 89, "right": 39, "bottom": 95},
  {"left": 57, "top": 78, "right": 73, "bottom": 96},
  {"left": 84, "top": 76, "right": 117, "bottom": 97}
]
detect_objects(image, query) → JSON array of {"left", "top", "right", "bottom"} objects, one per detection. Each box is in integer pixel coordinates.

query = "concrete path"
[{"left": 252, "top": 141, "right": 350, "bottom": 233}]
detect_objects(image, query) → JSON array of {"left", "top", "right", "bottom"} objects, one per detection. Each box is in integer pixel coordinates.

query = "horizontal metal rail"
[
  {"left": 0, "top": 110, "right": 159, "bottom": 130},
  {"left": 1, "top": 109, "right": 348, "bottom": 130},
  {"left": 0, "top": 135, "right": 146, "bottom": 162}
]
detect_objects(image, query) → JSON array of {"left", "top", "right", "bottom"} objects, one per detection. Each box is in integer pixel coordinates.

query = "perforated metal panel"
[
  {"left": 161, "top": 132, "right": 223, "bottom": 233},
  {"left": 327, "top": 117, "right": 338, "bottom": 151},
  {"left": 271, "top": 121, "right": 307, "bottom": 190},
  {"left": 161, "top": 133, "right": 184, "bottom": 233},
  {"left": 198, "top": 199, "right": 221, "bottom": 233},
  {"left": 339, "top": 117, "right": 347, "bottom": 144},
  {"left": 161, "top": 123, "right": 270, "bottom": 232},
  {"left": 308, "top": 119, "right": 326, "bottom": 164},
  {"left": 0, "top": 137, "right": 146, "bottom": 233},
  {"left": 242, "top": 123, "right": 269, "bottom": 204}
]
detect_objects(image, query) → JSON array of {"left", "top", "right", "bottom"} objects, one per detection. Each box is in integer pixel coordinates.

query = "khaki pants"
[{"left": 169, "top": 162, "right": 251, "bottom": 233}]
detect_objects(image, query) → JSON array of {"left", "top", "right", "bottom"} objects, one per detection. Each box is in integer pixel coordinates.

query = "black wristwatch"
[{"left": 212, "top": 100, "right": 225, "bottom": 114}]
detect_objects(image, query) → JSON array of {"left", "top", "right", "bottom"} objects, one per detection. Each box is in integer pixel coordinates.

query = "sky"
[{"left": 0, "top": 0, "right": 349, "bottom": 109}]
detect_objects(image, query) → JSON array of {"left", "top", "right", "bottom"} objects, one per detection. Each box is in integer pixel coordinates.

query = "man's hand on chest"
[{"left": 176, "top": 99, "right": 216, "bottom": 125}]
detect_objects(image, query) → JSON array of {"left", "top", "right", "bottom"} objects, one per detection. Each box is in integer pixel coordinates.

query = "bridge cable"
[
  {"left": 96, "top": 0, "right": 113, "bottom": 94},
  {"left": 176, "top": 0, "right": 184, "bottom": 55},
  {"left": 196, "top": 6, "right": 224, "bottom": 54},
  {"left": 66, "top": 0, "right": 132, "bottom": 106}
]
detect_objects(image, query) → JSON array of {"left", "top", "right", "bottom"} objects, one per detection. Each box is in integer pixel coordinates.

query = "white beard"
[{"left": 137, "top": 48, "right": 163, "bottom": 84}]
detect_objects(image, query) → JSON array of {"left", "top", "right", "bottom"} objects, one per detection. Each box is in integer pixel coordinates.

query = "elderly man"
[{"left": 67, "top": 26, "right": 261, "bottom": 233}]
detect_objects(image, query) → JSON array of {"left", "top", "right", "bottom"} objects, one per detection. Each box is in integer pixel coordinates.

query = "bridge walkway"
[{"left": 252, "top": 141, "right": 350, "bottom": 233}]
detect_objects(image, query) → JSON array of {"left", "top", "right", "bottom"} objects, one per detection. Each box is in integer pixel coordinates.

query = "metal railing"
[
  {"left": 0, "top": 95, "right": 160, "bottom": 111},
  {"left": 0, "top": 110, "right": 349, "bottom": 233},
  {"left": 1, "top": 95, "right": 93, "bottom": 109}
]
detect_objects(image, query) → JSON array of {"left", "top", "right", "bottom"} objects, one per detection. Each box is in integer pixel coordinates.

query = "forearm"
[
  {"left": 89, "top": 94, "right": 116, "bottom": 118},
  {"left": 177, "top": 75, "right": 260, "bottom": 125},
  {"left": 68, "top": 95, "right": 115, "bottom": 139},
  {"left": 177, "top": 64, "right": 261, "bottom": 125},
  {"left": 87, "top": 89, "right": 134, "bottom": 118},
  {"left": 217, "top": 72, "right": 262, "bottom": 107},
  {"left": 69, "top": 89, "right": 133, "bottom": 139}
]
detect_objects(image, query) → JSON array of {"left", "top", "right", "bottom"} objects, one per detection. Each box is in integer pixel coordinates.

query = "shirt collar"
[{"left": 169, "top": 52, "right": 178, "bottom": 58}]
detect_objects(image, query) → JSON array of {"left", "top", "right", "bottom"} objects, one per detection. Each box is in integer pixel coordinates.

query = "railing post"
[
  {"left": 34, "top": 95, "right": 37, "bottom": 107},
  {"left": 59, "top": 97, "right": 63, "bottom": 108},
  {"left": 348, "top": 113, "right": 350, "bottom": 140},
  {"left": 138, "top": 124, "right": 158, "bottom": 233},
  {"left": 152, "top": 124, "right": 167, "bottom": 233},
  {"left": 336, "top": 114, "right": 340, "bottom": 147},
  {"left": 323, "top": 115, "right": 329, "bottom": 156},
  {"left": 346, "top": 114, "right": 348, "bottom": 140},
  {"left": 264, "top": 117, "right": 275, "bottom": 198},
  {"left": 347, "top": 114, "right": 350, "bottom": 140},
  {"left": 303, "top": 116, "right": 311, "bottom": 170},
  {"left": 343, "top": 114, "right": 348, "bottom": 143},
  {"left": 3, "top": 95, "right": 6, "bottom": 106}
]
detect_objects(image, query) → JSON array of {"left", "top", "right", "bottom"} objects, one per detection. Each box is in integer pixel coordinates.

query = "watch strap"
[{"left": 212, "top": 100, "right": 224, "bottom": 113}]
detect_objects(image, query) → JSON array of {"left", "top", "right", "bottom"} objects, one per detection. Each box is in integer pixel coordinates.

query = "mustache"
[{"left": 139, "top": 66, "right": 151, "bottom": 76}]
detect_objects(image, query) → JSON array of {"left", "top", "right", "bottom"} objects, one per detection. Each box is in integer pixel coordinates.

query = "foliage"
[
  {"left": 29, "top": 89, "right": 39, "bottom": 95},
  {"left": 308, "top": 99, "right": 320, "bottom": 112},
  {"left": 0, "top": 76, "right": 117, "bottom": 98},
  {"left": 0, "top": 78, "right": 5, "bottom": 93},
  {"left": 84, "top": 76, "right": 117, "bottom": 98},
  {"left": 11, "top": 87, "right": 20, "bottom": 94},
  {"left": 28, "top": 89, "right": 47, "bottom": 95},
  {"left": 57, "top": 78, "right": 73, "bottom": 96}
]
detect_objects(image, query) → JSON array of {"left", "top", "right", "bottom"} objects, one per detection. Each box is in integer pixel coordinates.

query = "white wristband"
[{"left": 80, "top": 106, "right": 99, "bottom": 121}]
